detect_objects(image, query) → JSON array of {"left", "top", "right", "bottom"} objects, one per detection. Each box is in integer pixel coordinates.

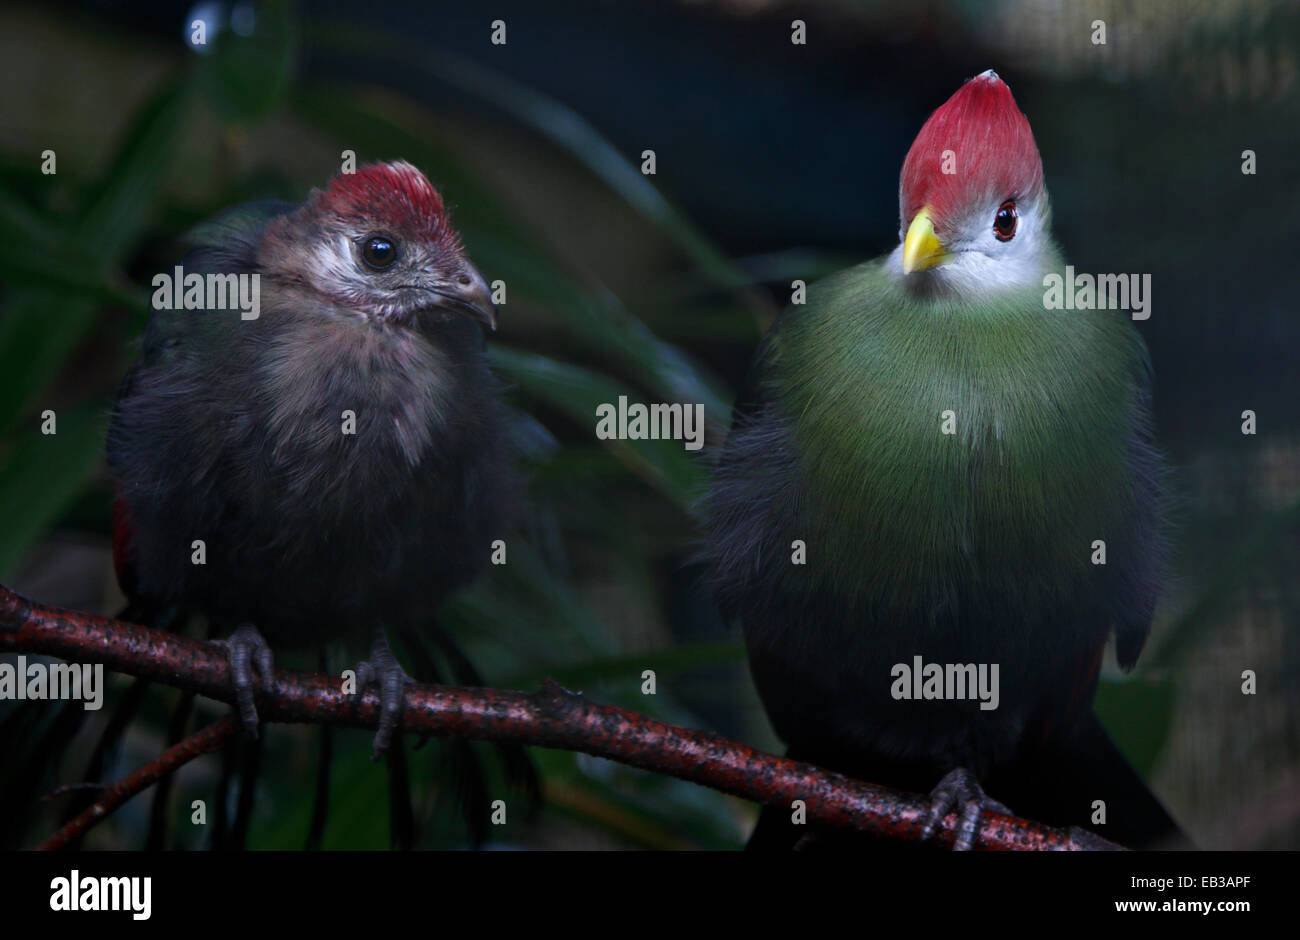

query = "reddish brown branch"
[
  {"left": 0, "top": 583, "right": 1119, "bottom": 851},
  {"left": 36, "top": 715, "right": 239, "bottom": 851}
]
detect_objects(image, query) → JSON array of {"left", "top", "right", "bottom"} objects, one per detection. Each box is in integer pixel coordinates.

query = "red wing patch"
[
  {"left": 111, "top": 490, "right": 136, "bottom": 597},
  {"left": 1030, "top": 640, "right": 1107, "bottom": 751}
]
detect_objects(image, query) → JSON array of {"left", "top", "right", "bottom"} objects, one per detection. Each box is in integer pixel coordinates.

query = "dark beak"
[{"left": 435, "top": 263, "right": 497, "bottom": 331}]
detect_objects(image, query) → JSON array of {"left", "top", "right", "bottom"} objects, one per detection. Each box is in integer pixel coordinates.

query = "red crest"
[{"left": 900, "top": 71, "right": 1045, "bottom": 238}]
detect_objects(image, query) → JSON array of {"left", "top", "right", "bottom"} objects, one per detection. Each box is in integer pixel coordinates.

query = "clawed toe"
[
  {"left": 213, "top": 623, "right": 275, "bottom": 738},
  {"left": 354, "top": 630, "right": 416, "bottom": 760},
  {"left": 920, "top": 767, "right": 1011, "bottom": 851}
]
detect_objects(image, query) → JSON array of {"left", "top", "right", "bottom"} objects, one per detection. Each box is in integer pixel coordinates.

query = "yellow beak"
[{"left": 901, "top": 206, "right": 949, "bottom": 275}]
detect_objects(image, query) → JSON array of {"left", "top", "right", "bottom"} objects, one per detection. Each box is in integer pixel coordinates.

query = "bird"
[
  {"left": 706, "top": 71, "right": 1185, "bottom": 850},
  {"left": 107, "top": 160, "right": 506, "bottom": 759}
]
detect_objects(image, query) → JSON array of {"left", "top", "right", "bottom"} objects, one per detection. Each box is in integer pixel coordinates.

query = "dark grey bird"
[{"left": 109, "top": 160, "right": 505, "bottom": 757}]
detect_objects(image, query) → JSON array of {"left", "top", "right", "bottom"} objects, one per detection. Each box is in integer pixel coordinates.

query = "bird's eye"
[
  {"left": 993, "top": 200, "right": 1018, "bottom": 242},
  {"left": 360, "top": 234, "right": 398, "bottom": 270}
]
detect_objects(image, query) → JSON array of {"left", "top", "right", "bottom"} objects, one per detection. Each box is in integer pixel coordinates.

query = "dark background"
[{"left": 0, "top": 0, "right": 1296, "bottom": 849}]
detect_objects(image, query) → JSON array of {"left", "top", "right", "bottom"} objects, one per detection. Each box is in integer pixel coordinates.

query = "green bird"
[{"left": 707, "top": 70, "right": 1185, "bottom": 850}]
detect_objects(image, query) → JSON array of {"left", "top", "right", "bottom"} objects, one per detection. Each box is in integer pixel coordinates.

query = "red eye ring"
[{"left": 993, "top": 200, "right": 1018, "bottom": 241}]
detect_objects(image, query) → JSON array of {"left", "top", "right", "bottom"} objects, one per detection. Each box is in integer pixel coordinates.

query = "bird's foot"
[
  {"left": 354, "top": 631, "right": 416, "bottom": 761},
  {"left": 920, "top": 767, "right": 1011, "bottom": 852},
  {"left": 212, "top": 623, "right": 274, "bottom": 738}
]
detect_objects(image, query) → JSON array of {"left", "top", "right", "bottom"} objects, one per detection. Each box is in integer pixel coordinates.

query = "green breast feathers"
[{"left": 765, "top": 260, "right": 1148, "bottom": 620}]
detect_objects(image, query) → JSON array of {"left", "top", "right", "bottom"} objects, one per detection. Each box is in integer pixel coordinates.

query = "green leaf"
[
  {"left": 1146, "top": 495, "right": 1300, "bottom": 670},
  {"left": 449, "top": 538, "right": 625, "bottom": 669},
  {"left": 0, "top": 405, "right": 108, "bottom": 578},
  {"left": 0, "top": 251, "right": 147, "bottom": 309},
  {"left": 196, "top": 0, "right": 297, "bottom": 123},
  {"left": 73, "top": 77, "right": 194, "bottom": 263},
  {"left": 0, "top": 292, "right": 100, "bottom": 435},
  {"left": 0, "top": 75, "right": 192, "bottom": 433},
  {"left": 1093, "top": 676, "right": 1175, "bottom": 778},
  {"left": 490, "top": 346, "right": 707, "bottom": 514},
  {"left": 0, "top": 180, "right": 62, "bottom": 247}
]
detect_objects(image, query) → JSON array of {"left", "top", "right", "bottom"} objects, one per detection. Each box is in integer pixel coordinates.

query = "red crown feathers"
[
  {"left": 899, "top": 71, "right": 1044, "bottom": 237},
  {"left": 314, "top": 160, "right": 461, "bottom": 250}
]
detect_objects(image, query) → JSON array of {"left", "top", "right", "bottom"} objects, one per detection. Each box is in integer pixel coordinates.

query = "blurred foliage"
[{"left": 0, "top": 0, "right": 1296, "bottom": 850}]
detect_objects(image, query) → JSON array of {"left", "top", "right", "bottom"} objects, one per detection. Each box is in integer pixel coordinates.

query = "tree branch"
[
  {"left": 0, "top": 583, "right": 1119, "bottom": 851},
  {"left": 36, "top": 715, "right": 239, "bottom": 851}
]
